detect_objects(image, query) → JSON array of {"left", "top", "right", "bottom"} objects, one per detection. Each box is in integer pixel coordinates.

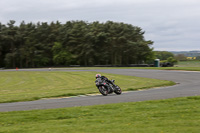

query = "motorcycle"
[{"left": 95, "top": 78, "right": 122, "bottom": 96}]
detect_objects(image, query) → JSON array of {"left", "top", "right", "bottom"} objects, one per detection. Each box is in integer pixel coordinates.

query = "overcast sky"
[{"left": 1, "top": 0, "right": 200, "bottom": 51}]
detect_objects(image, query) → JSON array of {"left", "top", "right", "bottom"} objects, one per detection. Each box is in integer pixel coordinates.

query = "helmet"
[{"left": 95, "top": 74, "right": 101, "bottom": 78}]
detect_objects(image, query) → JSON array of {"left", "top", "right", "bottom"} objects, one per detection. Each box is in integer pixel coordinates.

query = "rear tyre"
[
  {"left": 99, "top": 86, "right": 108, "bottom": 96},
  {"left": 114, "top": 85, "right": 122, "bottom": 95}
]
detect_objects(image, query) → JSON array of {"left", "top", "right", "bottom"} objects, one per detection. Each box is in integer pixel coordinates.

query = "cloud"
[{"left": 1, "top": 0, "right": 200, "bottom": 51}]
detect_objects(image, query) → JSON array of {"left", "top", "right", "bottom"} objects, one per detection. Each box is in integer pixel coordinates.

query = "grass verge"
[
  {"left": 0, "top": 96, "right": 200, "bottom": 133},
  {"left": 0, "top": 71, "right": 175, "bottom": 103}
]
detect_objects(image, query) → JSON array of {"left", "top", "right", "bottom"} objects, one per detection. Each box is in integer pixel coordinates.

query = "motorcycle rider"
[
  {"left": 95, "top": 74, "right": 114, "bottom": 85},
  {"left": 95, "top": 73, "right": 122, "bottom": 95}
]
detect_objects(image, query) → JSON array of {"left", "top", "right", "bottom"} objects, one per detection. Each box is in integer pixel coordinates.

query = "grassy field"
[
  {"left": 0, "top": 96, "right": 200, "bottom": 133},
  {"left": 0, "top": 66, "right": 199, "bottom": 132},
  {"left": 0, "top": 71, "right": 175, "bottom": 103},
  {"left": 176, "top": 60, "right": 200, "bottom": 67}
]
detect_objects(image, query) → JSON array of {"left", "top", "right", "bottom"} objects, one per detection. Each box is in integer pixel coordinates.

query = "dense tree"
[
  {"left": 167, "top": 57, "right": 178, "bottom": 64},
  {"left": 196, "top": 56, "right": 200, "bottom": 60},
  {"left": 0, "top": 20, "right": 154, "bottom": 68},
  {"left": 155, "top": 51, "right": 174, "bottom": 60},
  {"left": 52, "top": 42, "right": 74, "bottom": 65}
]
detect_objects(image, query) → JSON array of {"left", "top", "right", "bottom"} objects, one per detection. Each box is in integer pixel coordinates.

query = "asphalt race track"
[{"left": 1, "top": 69, "right": 200, "bottom": 112}]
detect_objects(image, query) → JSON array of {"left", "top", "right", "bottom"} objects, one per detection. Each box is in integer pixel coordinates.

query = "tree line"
[{"left": 0, "top": 20, "right": 154, "bottom": 68}]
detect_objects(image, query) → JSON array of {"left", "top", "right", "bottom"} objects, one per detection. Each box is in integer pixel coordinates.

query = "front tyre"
[
  {"left": 99, "top": 86, "right": 108, "bottom": 96},
  {"left": 114, "top": 85, "right": 122, "bottom": 95}
]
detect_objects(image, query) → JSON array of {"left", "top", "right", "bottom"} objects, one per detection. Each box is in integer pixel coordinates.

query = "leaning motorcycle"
[{"left": 95, "top": 78, "right": 122, "bottom": 96}]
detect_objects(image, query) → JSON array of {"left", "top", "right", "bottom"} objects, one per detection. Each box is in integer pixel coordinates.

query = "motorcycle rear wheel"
[{"left": 99, "top": 86, "right": 108, "bottom": 96}]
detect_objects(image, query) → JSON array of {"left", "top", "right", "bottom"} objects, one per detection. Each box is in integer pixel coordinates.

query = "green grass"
[
  {"left": 0, "top": 96, "right": 200, "bottom": 133},
  {"left": 0, "top": 71, "right": 175, "bottom": 103},
  {"left": 176, "top": 60, "right": 200, "bottom": 67}
]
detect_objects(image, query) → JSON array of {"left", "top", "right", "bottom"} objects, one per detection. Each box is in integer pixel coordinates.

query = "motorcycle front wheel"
[
  {"left": 114, "top": 85, "right": 122, "bottom": 95},
  {"left": 98, "top": 86, "right": 108, "bottom": 96}
]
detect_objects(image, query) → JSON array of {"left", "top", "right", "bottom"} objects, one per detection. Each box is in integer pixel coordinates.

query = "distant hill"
[{"left": 170, "top": 51, "right": 200, "bottom": 57}]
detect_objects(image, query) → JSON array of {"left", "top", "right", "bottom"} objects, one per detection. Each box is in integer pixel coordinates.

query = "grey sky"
[{"left": 1, "top": 0, "right": 200, "bottom": 51}]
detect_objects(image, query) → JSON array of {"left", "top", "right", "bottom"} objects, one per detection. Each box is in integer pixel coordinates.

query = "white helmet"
[{"left": 95, "top": 74, "right": 101, "bottom": 78}]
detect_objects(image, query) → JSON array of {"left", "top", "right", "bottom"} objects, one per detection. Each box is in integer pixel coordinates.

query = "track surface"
[{"left": 1, "top": 69, "right": 200, "bottom": 112}]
